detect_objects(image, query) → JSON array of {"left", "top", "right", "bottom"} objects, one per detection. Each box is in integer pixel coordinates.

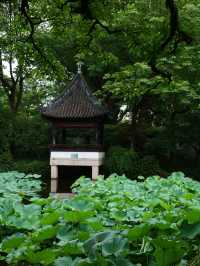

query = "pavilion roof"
[{"left": 41, "top": 73, "right": 107, "bottom": 120}]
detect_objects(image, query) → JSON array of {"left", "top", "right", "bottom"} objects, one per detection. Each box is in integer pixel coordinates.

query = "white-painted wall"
[{"left": 51, "top": 151, "right": 105, "bottom": 160}]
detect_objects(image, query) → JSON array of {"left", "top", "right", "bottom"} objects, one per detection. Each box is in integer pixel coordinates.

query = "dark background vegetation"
[{"left": 0, "top": 0, "right": 200, "bottom": 184}]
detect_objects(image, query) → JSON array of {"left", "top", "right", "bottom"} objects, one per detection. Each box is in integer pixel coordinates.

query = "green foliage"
[
  {"left": 0, "top": 112, "right": 49, "bottom": 174},
  {"left": 0, "top": 171, "right": 41, "bottom": 198},
  {"left": 104, "top": 124, "right": 131, "bottom": 148},
  {"left": 0, "top": 159, "right": 49, "bottom": 196},
  {"left": 139, "top": 155, "right": 166, "bottom": 177},
  {"left": 11, "top": 114, "right": 49, "bottom": 160},
  {"left": 0, "top": 172, "right": 200, "bottom": 265},
  {"left": 10, "top": 160, "right": 50, "bottom": 196},
  {"left": 0, "top": 110, "right": 13, "bottom": 170},
  {"left": 1, "top": 2, "right": 200, "bottom": 263},
  {"left": 143, "top": 109, "right": 200, "bottom": 179},
  {"left": 0, "top": 149, "right": 13, "bottom": 171},
  {"left": 104, "top": 146, "right": 163, "bottom": 179},
  {"left": 1, "top": 0, "right": 200, "bottom": 181},
  {"left": 13, "top": 160, "right": 49, "bottom": 179},
  {"left": 103, "top": 63, "right": 162, "bottom": 105},
  {"left": 104, "top": 146, "right": 138, "bottom": 178}
]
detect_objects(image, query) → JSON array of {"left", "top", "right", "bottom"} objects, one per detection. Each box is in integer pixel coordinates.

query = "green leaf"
[
  {"left": 32, "top": 226, "right": 58, "bottom": 241},
  {"left": 1, "top": 234, "right": 26, "bottom": 252},
  {"left": 55, "top": 256, "right": 73, "bottom": 266},
  {"left": 78, "top": 231, "right": 90, "bottom": 241},
  {"left": 64, "top": 210, "right": 95, "bottom": 223},
  {"left": 26, "top": 249, "right": 57, "bottom": 265},
  {"left": 184, "top": 207, "right": 200, "bottom": 223},
  {"left": 41, "top": 211, "right": 60, "bottom": 225},
  {"left": 115, "top": 257, "right": 136, "bottom": 266},
  {"left": 181, "top": 222, "right": 200, "bottom": 239},
  {"left": 61, "top": 241, "right": 83, "bottom": 255},
  {"left": 84, "top": 232, "right": 115, "bottom": 258},
  {"left": 127, "top": 224, "right": 150, "bottom": 240},
  {"left": 102, "top": 237, "right": 128, "bottom": 256},
  {"left": 153, "top": 237, "right": 186, "bottom": 266},
  {"left": 57, "top": 225, "right": 74, "bottom": 242}
]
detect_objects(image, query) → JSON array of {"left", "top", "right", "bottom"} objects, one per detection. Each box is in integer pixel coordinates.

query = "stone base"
[
  {"left": 50, "top": 192, "right": 74, "bottom": 198},
  {"left": 50, "top": 151, "right": 105, "bottom": 193}
]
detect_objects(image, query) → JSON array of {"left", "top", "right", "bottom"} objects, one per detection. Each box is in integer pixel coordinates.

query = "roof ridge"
[
  {"left": 41, "top": 72, "right": 107, "bottom": 119},
  {"left": 79, "top": 74, "right": 105, "bottom": 111}
]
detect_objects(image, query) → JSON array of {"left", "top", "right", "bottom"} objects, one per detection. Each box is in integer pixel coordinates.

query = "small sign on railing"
[{"left": 70, "top": 153, "right": 79, "bottom": 159}]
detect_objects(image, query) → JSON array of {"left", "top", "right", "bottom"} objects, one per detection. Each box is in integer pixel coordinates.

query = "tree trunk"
[
  {"left": 0, "top": 50, "right": 24, "bottom": 114},
  {"left": 130, "top": 105, "right": 138, "bottom": 150}
]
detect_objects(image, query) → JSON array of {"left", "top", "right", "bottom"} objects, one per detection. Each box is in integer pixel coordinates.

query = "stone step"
[{"left": 50, "top": 192, "right": 75, "bottom": 198}]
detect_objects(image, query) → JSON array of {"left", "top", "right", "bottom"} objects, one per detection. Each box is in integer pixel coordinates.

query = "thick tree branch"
[
  {"left": 0, "top": 50, "right": 4, "bottom": 85},
  {"left": 15, "top": 68, "right": 24, "bottom": 112},
  {"left": 94, "top": 19, "right": 121, "bottom": 34},
  {"left": 161, "top": 0, "right": 178, "bottom": 50},
  {"left": 148, "top": 0, "right": 193, "bottom": 82},
  {"left": 20, "top": 0, "right": 57, "bottom": 73},
  {"left": 148, "top": 58, "right": 172, "bottom": 82},
  {"left": 0, "top": 50, "right": 12, "bottom": 96},
  {"left": 60, "top": 0, "right": 121, "bottom": 44},
  {"left": 9, "top": 52, "right": 16, "bottom": 86},
  {"left": 87, "top": 19, "right": 121, "bottom": 46},
  {"left": 163, "top": 0, "right": 192, "bottom": 50}
]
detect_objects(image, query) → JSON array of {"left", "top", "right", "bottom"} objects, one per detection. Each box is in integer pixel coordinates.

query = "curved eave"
[{"left": 41, "top": 73, "right": 108, "bottom": 120}]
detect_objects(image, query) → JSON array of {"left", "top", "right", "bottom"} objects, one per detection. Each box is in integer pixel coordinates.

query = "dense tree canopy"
[
  {"left": 1, "top": 3, "right": 200, "bottom": 265},
  {"left": 0, "top": 0, "right": 199, "bottom": 110},
  {"left": 0, "top": 0, "right": 200, "bottom": 178}
]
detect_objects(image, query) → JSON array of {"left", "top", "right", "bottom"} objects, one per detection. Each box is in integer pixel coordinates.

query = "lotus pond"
[{"left": 0, "top": 171, "right": 200, "bottom": 265}]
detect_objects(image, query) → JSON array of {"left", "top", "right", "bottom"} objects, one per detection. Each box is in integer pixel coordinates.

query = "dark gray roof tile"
[{"left": 41, "top": 73, "right": 107, "bottom": 119}]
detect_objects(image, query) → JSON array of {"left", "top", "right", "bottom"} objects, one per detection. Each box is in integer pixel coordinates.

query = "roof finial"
[{"left": 77, "top": 61, "right": 84, "bottom": 74}]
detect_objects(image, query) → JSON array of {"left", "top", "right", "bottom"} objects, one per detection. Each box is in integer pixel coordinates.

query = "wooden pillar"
[
  {"left": 92, "top": 166, "right": 99, "bottom": 180},
  {"left": 51, "top": 165, "right": 58, "bottom": 193}
]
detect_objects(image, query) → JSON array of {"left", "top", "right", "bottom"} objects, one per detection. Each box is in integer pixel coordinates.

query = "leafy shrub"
[
  {"left": 0, "top": 111, "right": 49, "bottom": 161},
  {"left": 143, "top": 114, "right": 200, "bottom": 180},
  {"left": 0, "top": 149, "right": 13, "bottom": 171},
  {"left": 0, "top": 110, "right": 13, "bottom": 171},
  {"left": 0, "top": 158, "right": 49, "bottom": 183},
  {"left": 12, "top": 114, "right": 49, "bottom": 160},
  {"left": 104, "top": 146, "right": 164, "bottom": 179},
  {"left": 104, "top": 146, "right": 138, "bottom": 177},
  {"left": 138, "top": 155, "right": 167, "bottom": 177},
  {"left": 104, "top": 123, "right": 131, "bottom": 148},
  {"left": 13, "top": 160, "right": 50, "bottom": 178},
  {"left": 0, "top": 172, "right": 200, "bottom": 265}
]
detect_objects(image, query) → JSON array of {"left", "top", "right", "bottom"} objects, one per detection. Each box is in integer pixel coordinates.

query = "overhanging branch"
[
  {"left": 148, "top": 0, "right": 193, "bottom": 81},
  {"left": 20, "top": 0, "right": 57, "bottom": 73}
]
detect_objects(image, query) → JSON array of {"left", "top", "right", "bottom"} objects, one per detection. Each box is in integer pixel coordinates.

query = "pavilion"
[{"left": 41, "top": 64, "right": 107, "bottom": 194}]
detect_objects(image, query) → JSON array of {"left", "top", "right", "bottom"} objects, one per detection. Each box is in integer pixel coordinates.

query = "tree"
[
  {"left": 0, "top": 0, "right": 65, "bottom": 113},
  {"left": 0, "top": 0, "right": 200, "bottom": 174}
]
